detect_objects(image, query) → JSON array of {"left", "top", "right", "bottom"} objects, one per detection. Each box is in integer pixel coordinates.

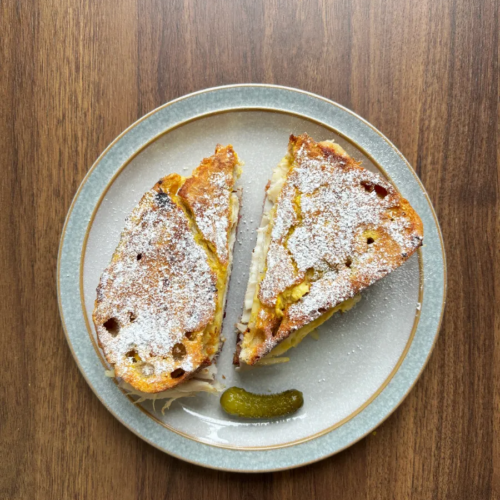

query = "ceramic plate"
[{"left": 58, "top": 85, "right": 446, "bottom": 472}]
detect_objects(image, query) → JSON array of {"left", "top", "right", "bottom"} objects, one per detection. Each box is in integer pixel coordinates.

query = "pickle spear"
[{"left": 220, "top": 387, "right": 304, "bottom": 418}]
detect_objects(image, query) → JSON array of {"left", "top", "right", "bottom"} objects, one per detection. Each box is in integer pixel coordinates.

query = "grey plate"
[{"left": 58, "top": 85, "right": 446, "bottom": 472}]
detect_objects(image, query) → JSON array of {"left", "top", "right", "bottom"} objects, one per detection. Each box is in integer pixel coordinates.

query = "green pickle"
[{"left": 220, "top": 387, "right": 304, "bottom": 418}]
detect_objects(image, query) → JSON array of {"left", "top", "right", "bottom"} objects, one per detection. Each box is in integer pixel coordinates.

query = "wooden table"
[{"left": 1, "top": 1, "right": 498, "bottom": 498}]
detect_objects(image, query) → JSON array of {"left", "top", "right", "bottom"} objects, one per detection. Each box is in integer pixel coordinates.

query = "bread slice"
[
  {"left": 93, "top": 145, "right": 242, "bottom": 399},
  {"left": 235, "top": 134, "right": 423, "bottom": 366}
]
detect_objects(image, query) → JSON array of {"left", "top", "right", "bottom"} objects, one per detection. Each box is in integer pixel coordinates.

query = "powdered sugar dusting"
[
  {"left": 179, "top": 146, "right": 240, "bottom": 265},
  {"left": 94, "top": 187, "right": 217, "bottom": 384},
  {"left": 259, "top": 242, "right": 303, "bottom": 305},
  {"left": 270, "top": 183, "right": 297, "bottom": 242},
  {"left": 258, "top": 134, "right": 423, "bottom": 340},
  {"left": 288, "top": 168, "right": 389, "bottom": 272},
  {"left": 190, "top": 170, "right": 232, "bottom": 263}
]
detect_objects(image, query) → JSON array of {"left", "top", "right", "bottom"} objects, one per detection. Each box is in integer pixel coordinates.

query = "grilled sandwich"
[
  {"left": 93, "top": 145, "right": 242, "bottom": 406},
  {"left": 235, "top": 134, "right": 423, "bottom": 366}
]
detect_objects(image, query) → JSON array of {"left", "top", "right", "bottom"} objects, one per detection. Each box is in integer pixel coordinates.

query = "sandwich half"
[
  {"left": 93, "top": 145, "right": 242, "bottom": 406},
  {"left": 235, "top": 134, "right": 423, "bottom": 366}
]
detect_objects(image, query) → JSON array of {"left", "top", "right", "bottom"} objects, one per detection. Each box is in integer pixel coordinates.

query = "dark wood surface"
[{"left": 1, "top": 1, "right": 498, "bottom": 498}]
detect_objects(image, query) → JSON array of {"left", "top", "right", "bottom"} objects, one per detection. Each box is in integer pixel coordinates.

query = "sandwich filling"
[{"left": 107, "top": 364, "right": 223, "bottom": 413}]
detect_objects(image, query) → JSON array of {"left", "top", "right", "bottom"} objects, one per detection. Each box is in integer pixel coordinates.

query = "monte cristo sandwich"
[
  {"left": 93, "top": 145, "right": 242, "bottom": 408},
  {"left": 235, "top": 134, "right": 423, "bottom": 366}
]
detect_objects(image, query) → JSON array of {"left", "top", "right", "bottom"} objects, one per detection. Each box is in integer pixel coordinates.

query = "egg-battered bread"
[
  {"left": 93, "top": 145, "right": 242, "bottom": 394},
  {"left": 235, "top": 134, "right": 423, "bottom": 366}
]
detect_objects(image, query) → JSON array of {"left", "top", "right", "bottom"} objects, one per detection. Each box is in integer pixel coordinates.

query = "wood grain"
[{"left": 1, "top": 0, "right": 498, "bottom": 498}]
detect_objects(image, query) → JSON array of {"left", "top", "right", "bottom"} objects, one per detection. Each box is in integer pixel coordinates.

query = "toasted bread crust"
[
  {"left": 93, "top": 146, "right": 240, "bottom": 392},
  {"left": 178, "top": 145, "right": 239, "bottom": 267},
  {"left": 240, "top": 134, "right": 423, "bottom": 365}
]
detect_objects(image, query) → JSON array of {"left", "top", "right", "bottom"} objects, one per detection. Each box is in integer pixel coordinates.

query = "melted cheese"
[
  {"left": 241, "top": 156, "right": 292, "bottom": 325},
  {"left": 263, "top": 294, "right": 361, "bottom": 360},
  {"left": 107, "top": 365, "right": 224, "bottom": 412}
]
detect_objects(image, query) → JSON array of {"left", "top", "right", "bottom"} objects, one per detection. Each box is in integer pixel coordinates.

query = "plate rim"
[
  {"left": 57, "top": 84, "right": 447, "bottom": 472},
  {"left": 80, "top": 107, "right": 426, "bottom": 451}
]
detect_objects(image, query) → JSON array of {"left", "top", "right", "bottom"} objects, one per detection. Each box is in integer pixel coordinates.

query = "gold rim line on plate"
[
  {"left": 56, "top": 84, "right": 447, "bottom": 465},
  {"left": 77, "top": 107, "right": 424, "bottom": 451}
]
